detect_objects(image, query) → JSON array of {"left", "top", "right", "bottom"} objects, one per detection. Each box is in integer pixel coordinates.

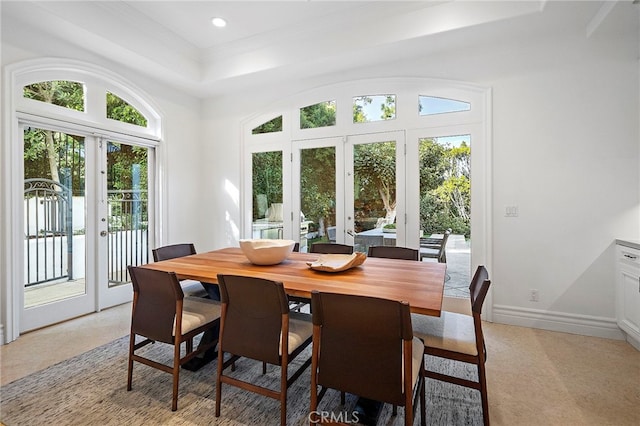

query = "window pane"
[
  {"left": 106, "top": 92, "right": 148, "bottom": 127},
  {"left": 252, "top": 116, "right": 283, "bottom": 134},
  {"left": 353, "top": 95, "right": 396, "bottom": 123},
  {"left": 300, "top": 146, "right": 336, "bottom": 250},
  {"left": 23, "top": 81, "right": 84, "bottom": 112},
  {"left": 419, "top": 96, "right": 470, "bottom": 116},
  {"left": 300, "top": 100, "right": 336, "bottom": 129},
  {"left": 252, "top": 151, "right": 283, "bottom": 239}
]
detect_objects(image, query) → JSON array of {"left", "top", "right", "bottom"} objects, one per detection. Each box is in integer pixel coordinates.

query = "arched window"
[
  {"left": 241, "top": 78, "right": 491, "bottom": 312},
  {"left": 3, "top": 58, "right": 163, "bottom": 341}
]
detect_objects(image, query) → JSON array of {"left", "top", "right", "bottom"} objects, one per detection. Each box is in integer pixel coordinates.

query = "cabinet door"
[
  {"left": 617, "top": 246, "right": 640, "bottom": 342},
  {"left": 619, "top": 268, "right": 640, "bottom": 336}
]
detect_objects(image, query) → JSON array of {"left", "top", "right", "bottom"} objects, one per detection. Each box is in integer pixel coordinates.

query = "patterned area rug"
[{"left": 0, "top": 336, "right": 482, "bottom": 425}]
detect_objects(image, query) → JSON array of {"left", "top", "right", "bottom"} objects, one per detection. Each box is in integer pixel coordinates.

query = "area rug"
[{"left": 0, "top": 336, "right": 482, "bottom": 425}]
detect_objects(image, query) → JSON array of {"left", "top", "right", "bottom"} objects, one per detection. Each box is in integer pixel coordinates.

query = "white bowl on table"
[{"left": 239, "top": 239, "right": 296, "bottom": 265}]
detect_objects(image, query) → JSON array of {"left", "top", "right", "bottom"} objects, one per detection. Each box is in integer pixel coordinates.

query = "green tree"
[
  {"left": 106, "top": 92, "right": 147, "bottom": 126},
  {"left": 353, "top": 141, "right": 396, "bottom": 226},
  {"left": 23, "top": 81, "right": 84, "bottom": 183},
  {"left": 300, "top": 101, "right": 336, "bottom": 129},
  {"left": 252, "top": 151, "right": 283, "bottom": 220}
]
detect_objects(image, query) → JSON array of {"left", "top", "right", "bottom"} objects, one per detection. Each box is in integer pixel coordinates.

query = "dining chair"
[
  {"left": 152, "top": 243, "right": 220, "bottom": 300},
  {"left": 411, "top": 265, "right": 491, "bottom": 425},
  {"left": 126, "top": 266, "right": 221, "bottom": 411},
  {"left": 310, "top": 291, "right": 426, "bottom": 426},
  {"left": 419, "top": 228, "right": 451, "bottom": 263},
  {"left": 367, "top": 245, "right": 419, "bottom": 261},
  {"left": 310, "top": 242, "right": 354, "bottom": 254},
  {"left": 215, "top": 274, "right": 313, "bottom": 426}
]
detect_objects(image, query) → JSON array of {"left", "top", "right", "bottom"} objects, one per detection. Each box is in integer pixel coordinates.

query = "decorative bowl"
[
  {"left": 306, "top": 252, "right": 367, "bottom": 273},
  {"left": 239, "top": 239, "right": 296, "bottom": 265}
]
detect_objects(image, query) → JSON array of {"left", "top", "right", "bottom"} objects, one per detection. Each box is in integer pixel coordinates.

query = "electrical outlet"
[
  {"left": 505, "top": 205, "right": 519, "bottom": 217},
  {"left": 530, "top": 289, "right": 539, "bottom": 302}
]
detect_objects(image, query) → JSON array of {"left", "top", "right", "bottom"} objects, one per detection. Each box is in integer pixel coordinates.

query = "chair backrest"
[
  {"left": 310, "top": 242, "right": 353, "bottom": 254},
  {"left": 367, "top": 246, "right": 419, "bottom": 261},
  {"left": 438, "top": 229, "right": 452, "bottom": 258},
  {"left": 152, "top": 243, "right": 196, "bottom": 262},
  {"left": 128, "top": 266, "right": 184, "bottom": 344},
  {"left": 217, "top": 274, "right": 290, "bottom": 365},
  {"left": 311, "top": 291, "right": 412, "bottom": 406},
  {"left": 470, "top": 265, "right": 490, "bottom": 315}
]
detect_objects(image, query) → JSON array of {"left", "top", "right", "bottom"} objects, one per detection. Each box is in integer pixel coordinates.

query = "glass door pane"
[
  {"left": 106, "top": 141, "right": 150, "bottom": 288},
  {"left": 251, "top": 151, "right": 284, "bottom": 239},
  {"left": 299, "top": 146, "right": 336, "bottom": 252},
  {"left": 346, "top": 131, "right": 404, "bottom": 253},
  {"left": 23, "top": 127, "right": 93, "bottom": 330}
]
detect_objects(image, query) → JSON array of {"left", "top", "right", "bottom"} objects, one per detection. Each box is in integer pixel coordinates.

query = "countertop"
[{"left": 616, "top": 239, "right": 640, "bottom": 250}]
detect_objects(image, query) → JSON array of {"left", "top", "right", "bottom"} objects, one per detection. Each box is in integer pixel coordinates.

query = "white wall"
[{"left": 201, "top": 7, "right": 639, "bottom": 337}]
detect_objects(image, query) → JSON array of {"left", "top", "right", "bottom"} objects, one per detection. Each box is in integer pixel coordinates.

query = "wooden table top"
[{"left": 142, "top": 247, "right": 446, "bottom": 316}]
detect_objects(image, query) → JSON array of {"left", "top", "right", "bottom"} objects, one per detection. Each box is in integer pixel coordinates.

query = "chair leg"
[
  {"left": 478, "top": 361, "right": 490, "bottom": 426},
  {"left": 280, "top": 361, "right": 288, "bottom": 426},
  {"left": 127, "top": 333, "right": 135, "bottom": 391},
  {"left": 420, "top": 368, "right": 426, "bottom": 426},
  {"left": 172, "top": 343, "right": 181, "bottom": 411},
  {"left": 215, "top": 348, "right": 223, "bottom": 417}
]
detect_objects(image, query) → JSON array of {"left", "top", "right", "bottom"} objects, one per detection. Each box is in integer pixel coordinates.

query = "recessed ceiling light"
[{"left": 211, "top": 17, "right": 227, "bottom": 28}]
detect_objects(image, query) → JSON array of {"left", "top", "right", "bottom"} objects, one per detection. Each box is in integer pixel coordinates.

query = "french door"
[
  {"left": 344, "top": 131, "right": 405, "bottom": 253},
  {"left": 290, "top": 131, "right": 405, "bottom": 253},
  {"left": 21, "top": 125, "right": 152, "bottom": 331}
]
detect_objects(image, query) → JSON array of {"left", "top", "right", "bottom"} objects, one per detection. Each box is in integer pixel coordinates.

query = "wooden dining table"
[{"left": 142, "top": 247, "right": 447, "bottom": 316}]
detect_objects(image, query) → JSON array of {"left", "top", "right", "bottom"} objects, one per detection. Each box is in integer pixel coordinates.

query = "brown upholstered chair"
[
  {"left": 419, "top": 229, "right": 451, "bottom": 263},
  {"left": 412, "top": 265, "right": 491, "bottom": 425},
  {"left": 126, "top": 266, "right": 221, "bottom": 411},
  {"left": 152, "top": 243, "right": 218, "bottom": 299},
  {"left": 367, "top": 245, "right": 419, "bottom": 261},
  {"left": 152, "top": 243, "right": 196, "bottom": 262},
  {"left": 310, "top": 242, "right": 353, "bottom": 254},
  {"left": 215, "top": 274, "right": 313, "bottom": 426},
  {"left": 310, "top": 291, "right": 426, "bottom": 426}
]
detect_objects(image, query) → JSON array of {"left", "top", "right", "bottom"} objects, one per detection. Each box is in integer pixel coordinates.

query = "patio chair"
[{"left": 419, "top": 228, "right": 451, "bottom": 263}]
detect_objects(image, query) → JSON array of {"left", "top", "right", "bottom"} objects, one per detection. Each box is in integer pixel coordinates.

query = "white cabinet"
[{"left": 616, "top": 244, "right": 640, "bottom": 350}]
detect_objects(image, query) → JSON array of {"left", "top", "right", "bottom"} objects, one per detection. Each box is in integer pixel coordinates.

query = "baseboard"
[
  {"left": 492, "top": 304, "right": 626, "bottom": 341},
  {"left": 622, "top": 332, "right": 640, "bottom": 351},
  {"left": 0, "top": 323, "right": 4, "bottom": 345}
]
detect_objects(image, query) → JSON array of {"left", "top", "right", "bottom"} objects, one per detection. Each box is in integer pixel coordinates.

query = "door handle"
[
  {"left": 346, "top": 229, "right": 355, "bottom": 237},
  {"left": 100, "top": 231, "right": 107, "bottom": 237}
]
